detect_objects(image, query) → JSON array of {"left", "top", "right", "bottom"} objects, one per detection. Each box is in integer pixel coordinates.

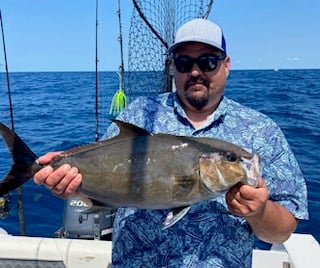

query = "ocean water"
[{"left": 0, "top": 69, "right": 319, "bottom": 243}]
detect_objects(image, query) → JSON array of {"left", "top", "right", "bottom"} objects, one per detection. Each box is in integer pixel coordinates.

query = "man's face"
[{"left": 173, "top": 42, "right": 230, "bottom": 112}]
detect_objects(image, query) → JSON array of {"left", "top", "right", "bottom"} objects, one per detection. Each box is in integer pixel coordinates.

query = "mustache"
[{"left": 185, "top": 76, "right": 210, "bottom": 88}]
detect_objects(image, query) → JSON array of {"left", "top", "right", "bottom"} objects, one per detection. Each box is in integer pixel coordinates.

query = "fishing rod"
[
  {"left": 0, "top": 9, "right": 26, "bottom": 235},
  {"left": 95, "top": 0, "right": 99, "bottom": 142},
  {"left": 109, "top": 0, "right": 126, "bottom": 115},
  {"left": 0, "top": 11, "right": 14, "bottom": 130},
  {"left": 117, "top": 0, "right": 125, "bottom": 90}
]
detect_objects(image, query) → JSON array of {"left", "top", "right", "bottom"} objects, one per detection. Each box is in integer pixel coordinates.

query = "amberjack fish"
[{"left": 0, "top": 120, "right": 260, "bottom": 226}]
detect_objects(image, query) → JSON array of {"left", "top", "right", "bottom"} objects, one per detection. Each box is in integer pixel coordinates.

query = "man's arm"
[{"left": 226, "top": 178, "right": 297, "bottom": 244}]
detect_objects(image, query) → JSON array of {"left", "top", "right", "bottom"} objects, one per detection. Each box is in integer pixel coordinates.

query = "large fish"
[{"left": 0, "top": 120, "right": 260, "bottom": 213}]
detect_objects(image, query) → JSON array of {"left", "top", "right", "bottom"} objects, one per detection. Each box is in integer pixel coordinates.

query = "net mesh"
[{"left": 127, "top": 0, "right": 213, "bottom": 98}]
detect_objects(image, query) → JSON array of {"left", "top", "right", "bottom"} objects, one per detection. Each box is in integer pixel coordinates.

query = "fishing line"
[{"left": 0, "top": 9, "right": 26, "bottom": 235}]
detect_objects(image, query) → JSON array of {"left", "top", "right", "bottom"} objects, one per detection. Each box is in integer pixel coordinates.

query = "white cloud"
[{"left": 287, "top": 57, "right": 300, "bottom": 61}]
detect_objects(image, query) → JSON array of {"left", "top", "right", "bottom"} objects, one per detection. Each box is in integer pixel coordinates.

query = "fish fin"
[
  {"left": 172, "top": 176, "right": 197, "bottom": 199},
  {"left": 82, "top": 205, "right": 113, "bottom": 214},
  {"left": 0, "top": 123, "right": 38, "bottom": 197},
  {"left": 77, "top": 195, "right": 115, "bottom": 214},
  {"left": 111, "top": 119, "right": 151, "bottom": 139},
  {"left": 162, "top": 206, "right": 191, "bottom": 230},
  {"left": 57, "top": 120, "right": 151, "bottom": 156}
]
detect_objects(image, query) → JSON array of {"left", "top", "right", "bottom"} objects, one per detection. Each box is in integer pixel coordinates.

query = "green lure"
[{"left": 109, "top": 72, "right": 126, "bottom": 115}]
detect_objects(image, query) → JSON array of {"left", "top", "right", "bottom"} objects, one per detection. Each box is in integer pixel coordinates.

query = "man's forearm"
[{"left": 245, "top": 200, "right": 297, "bottom": 244}]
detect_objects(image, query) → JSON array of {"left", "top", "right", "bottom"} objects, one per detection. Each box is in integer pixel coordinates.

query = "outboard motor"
[{"left": 55, "top": 196, "right": 116, "bottom": 240}]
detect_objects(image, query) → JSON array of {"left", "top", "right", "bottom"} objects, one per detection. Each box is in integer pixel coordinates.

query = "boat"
[
  {"left": 1, "top": 196, "right": 319, "bottom": 267},
  {"left": 0, "top": 226, "right": 319, "bottom": 268},
  {"left": 1, "top": 1, "right": 319, "bottom": 267}
]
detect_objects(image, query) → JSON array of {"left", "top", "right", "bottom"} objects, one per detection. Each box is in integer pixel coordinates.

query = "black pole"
[
  {"left": 95, "top": 0, "right": 99, "bottom": 141},
  {"left": 0, "top": 10, "right": 14, "bottom": 130},
  {"left": 117, "top": 0, "right": 125, "bottom": 91},
  {"left": 0, "top": 9, "right": 26, "bottom": 235}
]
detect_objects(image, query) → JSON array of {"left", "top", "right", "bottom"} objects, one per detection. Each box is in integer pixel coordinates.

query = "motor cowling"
[{"left": 55, "top": 196, "right": 116, "bottom": 240}]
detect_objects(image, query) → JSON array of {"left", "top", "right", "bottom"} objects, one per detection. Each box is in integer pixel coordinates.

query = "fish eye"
[{"left": 225, "top": 152, "right": 237, "bottom": 162}]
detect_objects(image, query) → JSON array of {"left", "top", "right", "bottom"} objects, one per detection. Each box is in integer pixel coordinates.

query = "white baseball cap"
[{"left": 168, "top": 18, "right": 226, "bottom": 54}]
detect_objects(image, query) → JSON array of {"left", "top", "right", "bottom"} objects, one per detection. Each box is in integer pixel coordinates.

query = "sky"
[{"left": 1, "top": 0, "right": 320, "bottom": 72}]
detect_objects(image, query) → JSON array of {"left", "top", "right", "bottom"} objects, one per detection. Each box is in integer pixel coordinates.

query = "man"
[{"left": 34, "top": 18, "right": 308, "bottom": 267}]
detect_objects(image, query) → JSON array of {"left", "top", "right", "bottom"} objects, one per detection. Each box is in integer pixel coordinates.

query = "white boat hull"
[
  {"left": 0, "top": 230, "right": 112, "bottom": 268},
  {"left": 0, "top": 229, "right": 319, "bottom": 268}
]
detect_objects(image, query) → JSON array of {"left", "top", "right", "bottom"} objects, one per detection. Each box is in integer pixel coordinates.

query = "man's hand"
[
  {"left": 226, "top": 177, "right": 297, "bottom": 244},
  {"left": 33, "top": 152, "right": 82, "bottom": 198},
  {"left": 226, "top": 177, "right": 268, "bottom": 217}
]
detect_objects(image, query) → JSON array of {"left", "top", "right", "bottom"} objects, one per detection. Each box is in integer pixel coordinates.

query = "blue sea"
[{"left": 0, "top": 69, "right": 319, "bottom": 244}]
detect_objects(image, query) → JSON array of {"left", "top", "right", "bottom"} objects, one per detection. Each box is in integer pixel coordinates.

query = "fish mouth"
[{"left": 240, "top": 154, "right": 260, "bottom": 187}]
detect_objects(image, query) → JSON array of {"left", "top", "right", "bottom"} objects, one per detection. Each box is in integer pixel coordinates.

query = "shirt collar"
[{"left": 170, "top": 92, "right": 228, "bottom": 129}]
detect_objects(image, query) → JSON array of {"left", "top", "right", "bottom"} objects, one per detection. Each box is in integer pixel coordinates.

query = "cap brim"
[{"left": 168, "top": 40, "right": 225, "bottom": 54}]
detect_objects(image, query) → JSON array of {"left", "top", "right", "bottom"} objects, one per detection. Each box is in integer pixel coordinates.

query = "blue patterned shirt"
[{"left": 103, "top": 92, "right": 308, "bottom": 268}]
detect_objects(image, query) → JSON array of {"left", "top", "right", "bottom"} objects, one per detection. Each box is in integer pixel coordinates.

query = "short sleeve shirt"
[{"left": 103, "top": 92, "right": 308, "bottom": 268}]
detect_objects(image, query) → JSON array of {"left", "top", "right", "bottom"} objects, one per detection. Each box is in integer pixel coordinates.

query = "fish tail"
[{"left": 0, "top": 123, "right": 38, "bottom": 197}]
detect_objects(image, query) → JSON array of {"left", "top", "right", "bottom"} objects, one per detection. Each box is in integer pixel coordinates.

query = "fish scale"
[{"left": 0, "top": 120, "right": 260, "bottom": 212}]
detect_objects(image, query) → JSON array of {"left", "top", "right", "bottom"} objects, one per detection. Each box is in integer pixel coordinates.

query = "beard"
[
  {"left": 184, "top": 76, "right": 210, "bottom": 110},
  {"left": 185, "top": 91, "right": 209, "bottom": 110}
]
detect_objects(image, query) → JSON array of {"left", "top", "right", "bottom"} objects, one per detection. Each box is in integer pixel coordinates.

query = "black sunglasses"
[{"left": 174, "top": 54, "right": 226, "bottom": 73}]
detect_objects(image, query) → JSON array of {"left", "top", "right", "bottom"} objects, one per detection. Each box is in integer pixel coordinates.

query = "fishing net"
[{"left": 126, "top": 0, "right": 213, "bottom": 98}]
